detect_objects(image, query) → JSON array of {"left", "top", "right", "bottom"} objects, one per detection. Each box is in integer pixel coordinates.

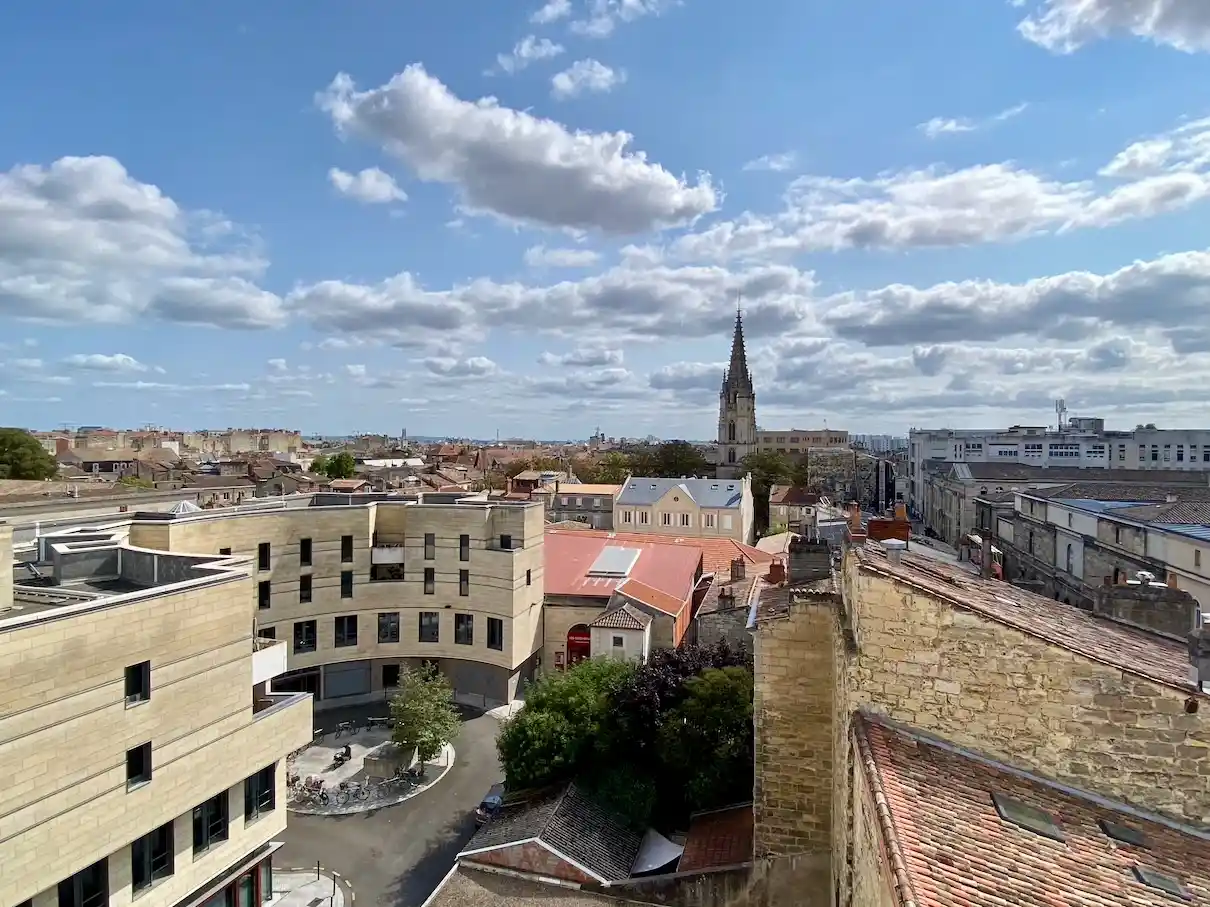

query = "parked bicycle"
[
  {"left": 334, "top": 780, "right": 371, "bottom": 805},
  {"left": 289, "top": 775, "right": 329, "bottom": 807}
]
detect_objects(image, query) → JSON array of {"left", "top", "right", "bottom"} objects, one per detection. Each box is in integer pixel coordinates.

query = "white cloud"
[
  {"left": 569, "top": 0, "right": 676, "bottom": 38},
  {"left": 317, "top": 65, "right": 716, "bottom": 234},
  {"left": 551, "top": 60, "right": 626, "bottom": 99},
  {"left": 538, "top": 348, "right": 624, "bottom": 367},
  {"left": 0, "top": 156, "right": 286, "bottom": 328},
  {"left": 92, "top": 380, "right": 251, "bottom": 392},
  {"left": 328, "top": 167, "right": 407, "bottom": 204},
  {"left": 493, "top": 35, "right": 565, "bottom": 75},
  {"left": 918, "top": 103, "right": 1028, "bottom": 139},
  {"left": 742, "top": 152, "right": 798, "bottom": 173},
  {"left": 1017, "top": 0, "right": 1210, "bottom": 53},
  {"left": 524, "top": 245, "right": 602, "bottom": 268},
  {"left": 531, "top": 0, "right": 572, "bottom": 24},
  {"left": 267, "top": 358, "right": 288, "bottom": 372},
  {"left": 63, "top": 353, "right": 150, "bottom": 373},
  {"left": 648, "top": 361, "right": 724, "bottom": 390},
  {"left": 421, "top": 356, "right": 499, "bottom": 378}
]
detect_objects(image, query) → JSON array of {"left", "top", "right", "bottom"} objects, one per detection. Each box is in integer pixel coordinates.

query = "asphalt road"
[{"left": 277, "top": 702, "right": 504, "bottom": 907}]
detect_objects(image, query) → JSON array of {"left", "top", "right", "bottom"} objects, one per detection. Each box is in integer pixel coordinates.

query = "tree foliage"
[
  {"left": 497, "top": 657, "right": 635, "bottom": 790},
  {"left": 658, "top": 666, "right": 754, "bottom": 811},
  {"left": 324, "top": 451, "right": 357, "bottom": 479},
  {"left": 309, "top": 454, "right": 329, "bottom": 475},
  {"left": 389, "top": 664, "right": 461, "bottom": 772},
  {"left": 741, "top": 450, "right": 791, "bottom": 533},
  {"left": 0, "top": 428, "right": 58, "bottom": 480},
  {"left": 505, "top": 456, "right": 563, "bottom": 479}
]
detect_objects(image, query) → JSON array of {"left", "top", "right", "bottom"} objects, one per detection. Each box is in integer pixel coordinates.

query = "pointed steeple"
[{"left": 722, "top": 299, "right": 753, "bottom": 395}]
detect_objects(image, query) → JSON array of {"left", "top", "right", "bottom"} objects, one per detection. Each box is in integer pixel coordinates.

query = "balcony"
[
  {"left": 252, "top": 636, "right": 288, "bottom": 685},
  {"left": 252, "top": 690, "right": 311, "bottom": 723}
]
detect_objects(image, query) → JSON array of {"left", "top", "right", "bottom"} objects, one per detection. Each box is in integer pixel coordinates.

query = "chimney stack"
[
  {"left": 981, "top": 534, "right": 993, "bottom": 579},
  {"left": 730, "top": 557, "right": 746, "bottom": 582},
  {"left": 882, "top": 538, "right": 906, "bottom": 566},
  {"left": 846, "top": 501, "right": 867, "bottom": 547},
  {"left": 1166, "top": 493, "right": 1179, "bottom": 504},
  {"left": 1093, "top": 570, "right": 1199, "bottom": 642},
  {"left": 894, "top": 501, "right": 908, "bottom": 523},
  {"left": 767, "top": 560, "right": 786, "bottom": 585}
]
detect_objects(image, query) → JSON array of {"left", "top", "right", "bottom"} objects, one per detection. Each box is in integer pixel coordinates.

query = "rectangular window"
[
  {"left": 257, "top": 542, "right": 270, "bottom": 571},
  {"left": 500, "top": 534, "right": 512, "bottom": 550},
  {"left": 613, "top": 635, "right": 624, "bottom": 648},
  {"left": 459, "top": 569, "right": 470, "bottom": 596},
  {"left": 487, "top": 617, "right": 504, "bottom": 651},
  {"left": 299, "top": 537, "right": 312, "bottom": 566},
  {"left": 340, "top": 570, "right": 354, "bottom": 599},
  {"left": 258, "top": 580, "right": 271, "bottom": 610},
  {"left": 424, "top": 533, "right": 436, "bottom": 560},
  {"left": 661, "top": 512, "right": 672, "bottom": 526},
  {"left": 243, "top": 764, "right": 275, "bottom": 821},
  {"left": 341, "top": 534, "right": 354, "bottom": 563},
  {"left": 424, "top": 567, "right": 435, "bottom": 594},
  {"left": 219, "top": 547, "right": 232, "bottom": 556},
  {"left": 721, "top": 515, "right": 733, "bottom": 530},
  {"left": 58, "top": 859, "right": 108, "bottom": 907},
  {"left": 124, "top": 661, "right": 151, "bottom": 704},
  {"left": 126, "top": 742, "right": 152, "bottom": 787},
  {"left": 260, "top": 626, "right": 275, "bottom": 640},
  {"left": 639, "top": 512, "right": 649, "bottom": 525},
  {"left": 299, "top": 574, "right": 312, "bottom": 604},
  {"left": 459, "top": 534, "right": 470, "bottom": 561},
  {"left": 293, "top": 620, "right": 317, "bottom": 654},
  {"left": 622, "top": 510, "right": 632, "bottom": 524},
  {"left": 382, "top": 664, "right": 401, "bottom": 688},
  {"left": 526, "top": 568, "right": 532, "bottom": 586},
  {"left": 419, "top": 611, "right": 439, "bottom": 643},
  {"left": 679, "top": 513, "right": 691, "bottom": 527},
  {"left": 378, "top": 611, "right": 400, "bottom": 643},
  {"left": 704, "top": 513, "right": 716, "bottom": 528},
  {"left": 455, "top": 614, "right": 474, "bottom": 645},
  {"left": 131, "top": 823, "right": 173, "bottom": 893},
  {"left": 334, "top": 615, "right": 358, "bottom": 647},
  {"left": 192, "top": 792, "right": 229, "bottom": 854}
]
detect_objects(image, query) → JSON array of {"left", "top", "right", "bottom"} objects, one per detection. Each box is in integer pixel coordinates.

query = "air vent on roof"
[
  {"left": 1099, "top": 819, "right": 1148, "bottom": 848},
  {"left": 1133, "top": 866, "right": 1191, "bottom": 900},
  {"left": 990, "top": 793, "right": 1065, "bottom": 842}
]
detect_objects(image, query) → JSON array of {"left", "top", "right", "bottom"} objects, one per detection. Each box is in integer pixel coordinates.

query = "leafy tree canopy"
[
  {"left": 309, "top": 454, "right": 329, "bottom": 475},
  {"left": 324, "top": 451, "right": 357, "bottom": 479},
  {"left": 389, "top": 664, "right": 461, "bottom": 771},
  {"left": 0, "top": 428, "right": 58, "bottom": 480},
  {"left": 506, "top": 456, "right": 563, "bottom": 479}
]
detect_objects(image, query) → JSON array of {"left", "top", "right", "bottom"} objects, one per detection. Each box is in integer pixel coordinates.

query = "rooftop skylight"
[
  {"left": 1133, "top": 865, "right": 1191, "bottom": 900},
  {"left": 1099, "top": 819, "right": 1148, "bottom": 848},
  {"left": 990, "top": 793, "right": 1065, "bottom": 842}
]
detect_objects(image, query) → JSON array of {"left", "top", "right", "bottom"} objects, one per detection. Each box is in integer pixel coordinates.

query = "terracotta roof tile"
[
  {"left": 545, "top": 527, "right": 771, "bottom": 576},
  {"left": 590, "top": 603, "right": 652, "bottom": 630},
  {"left": 678, "top": 804, "right": 754, "bottom": 873},
  {"left": 615, "top": 577, "right": 689, "bottom": 617},
  {"left": 856, "top": 715, "right": 1210, "bottom": 906},
  {"left": 854, "top": 541, "right": 1198, "bottom": 696}
]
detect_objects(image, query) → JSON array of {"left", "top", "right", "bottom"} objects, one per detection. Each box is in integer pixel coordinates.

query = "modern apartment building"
[
  {"left": 615, "top": 476, "right": 756, "bottom": 545},
  {"left": 117, "top": 491, "right": 545, "bottom": 710},
  {"left": 1, "top": 519, "right": 311, "bottom": 907},
  {"left": 908, "top": 419, "right": 1210, "bottom": 511},
  {"left": 530, "top": 483, "right": 622, "bottom": 530}
]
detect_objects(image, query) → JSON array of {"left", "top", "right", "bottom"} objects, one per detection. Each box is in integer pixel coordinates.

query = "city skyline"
[{"left": 2, "top": 1, "right": 1209, "bottom": 438}]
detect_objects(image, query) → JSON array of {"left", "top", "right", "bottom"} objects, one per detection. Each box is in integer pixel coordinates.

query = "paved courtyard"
[{"left": 277, "top": 702, "right": 505, "bottom": 907}]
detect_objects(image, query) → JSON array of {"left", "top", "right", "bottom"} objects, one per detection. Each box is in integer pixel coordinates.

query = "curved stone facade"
[{"left": 125, "top": 494, "right": 545, "bottom": 708}]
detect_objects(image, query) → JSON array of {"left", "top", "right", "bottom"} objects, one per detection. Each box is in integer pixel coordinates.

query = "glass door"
[{"left": 236, "top": 873, "right": 256, "bottom": 907}]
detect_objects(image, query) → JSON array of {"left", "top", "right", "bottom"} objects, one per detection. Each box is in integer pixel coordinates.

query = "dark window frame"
[
  {"left": 334, "top": 615, "right": 358, "bottom": 647},
  {"left": 419, "top": 611, "right": 439, "bottom": 643},
  {"left": 454, "top": 613, "right": 474, "bottom": 646},
  {"left": 299, "top": 573, "right": 313, "bottom": 604},
  {"left": 58, "top": 859, "right": 108, "bottom": 907},
  {"left": 192, "top": 792, "right": 229, "bottom": 854},
  {"left": 459, "top": 534, "right": 470, "bottom": 561},
  {"left": 131, "top": 822, "right": 174, "bottom": 893},
  {"left": 424, "top": 533, "right": 436, "bottom": 560},
  {"left": 382, "top": 663, "right": 401, "bottom": 689},
  {"left": 459, "top": 569, "right": 470, "bottom": 597},
  {"left": 487, "top": 617, "right": 504, "bottom": 651},
  {"left": 258, "top": 580, "right": 271, "bottom": 610},
  {"left": 126, "top": 742, "right": 152, "bottom": 788},
  {"left": 299, "top": 537, "right": 312, "bottom": 567},
  {"left": 424, "top": 567, "right": 435, "bottom": 595},
  {"left": 340, "top": 570, "right": 354, "bottom": 599},
  {"left": 124, "top": 661, "right": 151, "bottom": 705},
  {"left": 244, "top": 764, "right": 276, "bottom": 821},
  {"left": 378, "top": 612, "right": 401, "bottom": 643},
  {"left": 341, "top": 535, "right": 354, "bottom": 563},
  {"left": 293, "top": 620, "right": 317, "bottom": 654},
  {"left": 257, "top": 542, "right": 271, "bottom": 572},
  {"left": 499, "top": 534, "right": 512, "bottom": 550},
  {"left": 526, "top": 568, "right": 532, "bottom": 586}
]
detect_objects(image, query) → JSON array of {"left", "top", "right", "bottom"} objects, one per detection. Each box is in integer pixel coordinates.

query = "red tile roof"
[
  {"left": 546, "top": 527, "right": 771, "bottom": 577},
  {"left": 856, "top": 715, "right": 1210, "bottom": 906},
  {"left": 678, "top": 805, "right": 754, "bottom": 873},
  {"left": 543, "top": 532, "right": 701, "bottom": 607},
  {"left": 854, "top": 541, "right": 1200, "bottom": 697},
  {"left": 615, "top": 578, "right": 687, "bottom": 617}
]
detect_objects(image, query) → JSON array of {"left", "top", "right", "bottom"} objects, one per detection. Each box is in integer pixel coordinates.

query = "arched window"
[
  {"left": 1065, "top": 543, "right": 1073, "bottom": 573},
  {"left": 728, "top": 421, "right": 736, "bottom": 442},
  {"left": 727, "top": 448, "right": 736, "bottom": 463}
]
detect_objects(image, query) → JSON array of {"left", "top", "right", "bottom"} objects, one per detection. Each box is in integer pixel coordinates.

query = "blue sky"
[{"left": 2, "top": 0, "right": 1210, "bottom": 440}]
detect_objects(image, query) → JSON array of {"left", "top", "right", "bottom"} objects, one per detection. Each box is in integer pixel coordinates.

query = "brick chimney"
[
  {"left": 767, "top": 560, "right": 786, "bottom": 585},
  {"left": 730, "top": 557, "right": 746, "bottom": 582},
  {"left": 894, "top": 501, "right": 908, "bottom": 522},
  {"left": 981, "top": 534, "right": 993, "bottom": 579},
  {"left": 845, "top": 501, "right": 866, "bottom": 546},
  {"left": 1093, "top": 570, "right": 1199, "bottom": 642}
]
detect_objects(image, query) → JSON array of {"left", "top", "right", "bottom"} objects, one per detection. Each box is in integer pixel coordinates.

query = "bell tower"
[{"left": 717, "top": 304, "right": 757, "bottom": 479}]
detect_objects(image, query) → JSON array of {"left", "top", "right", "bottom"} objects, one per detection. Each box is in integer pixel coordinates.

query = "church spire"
[{"left": 723, "top": 299, "right": 753, "bottom": 394}]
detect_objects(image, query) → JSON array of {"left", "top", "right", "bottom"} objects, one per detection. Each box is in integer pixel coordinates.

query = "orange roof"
[
  {"left": 545, "top": 527, "right": 772, "bottom": 576},
  {"left": 616, "top": 577, "right": 689, "bottom": 616},
  {"left": 550, "top": 484, "right": 623, "bottom": 496}
]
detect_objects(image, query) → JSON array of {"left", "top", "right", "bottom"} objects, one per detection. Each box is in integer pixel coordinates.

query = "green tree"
[
  {"left": 117, "top": 476, "right": 155, "bottom": 489},
  {"left": 742, "top": 449, "right": 791, "bottom": 533},
  {"left": 789, "top": 452, "right": 813, "bottom": 490},
  {"left": 325, "top": 451, "right": 357, "bottom": 479},
  {"left": 652, "top": 441, "right": 711, "bottom": 478},
  {"left": 0, "top": 428, "right": 58, "bottom": 480},
  {"left": 309, "top": 454, "right": 329, "bottom": 475},
  {"left": 496, "top": 657, "right": 635, "bottom": 790},
  {"left": 658, "top": 666, "right": 754, "bottom": 811},
  {"left": 389, "top": 664, "right": 461, "bottom": 775},
  {"left": 595, "top": 451, "right": 631, "bottom": 484}
]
